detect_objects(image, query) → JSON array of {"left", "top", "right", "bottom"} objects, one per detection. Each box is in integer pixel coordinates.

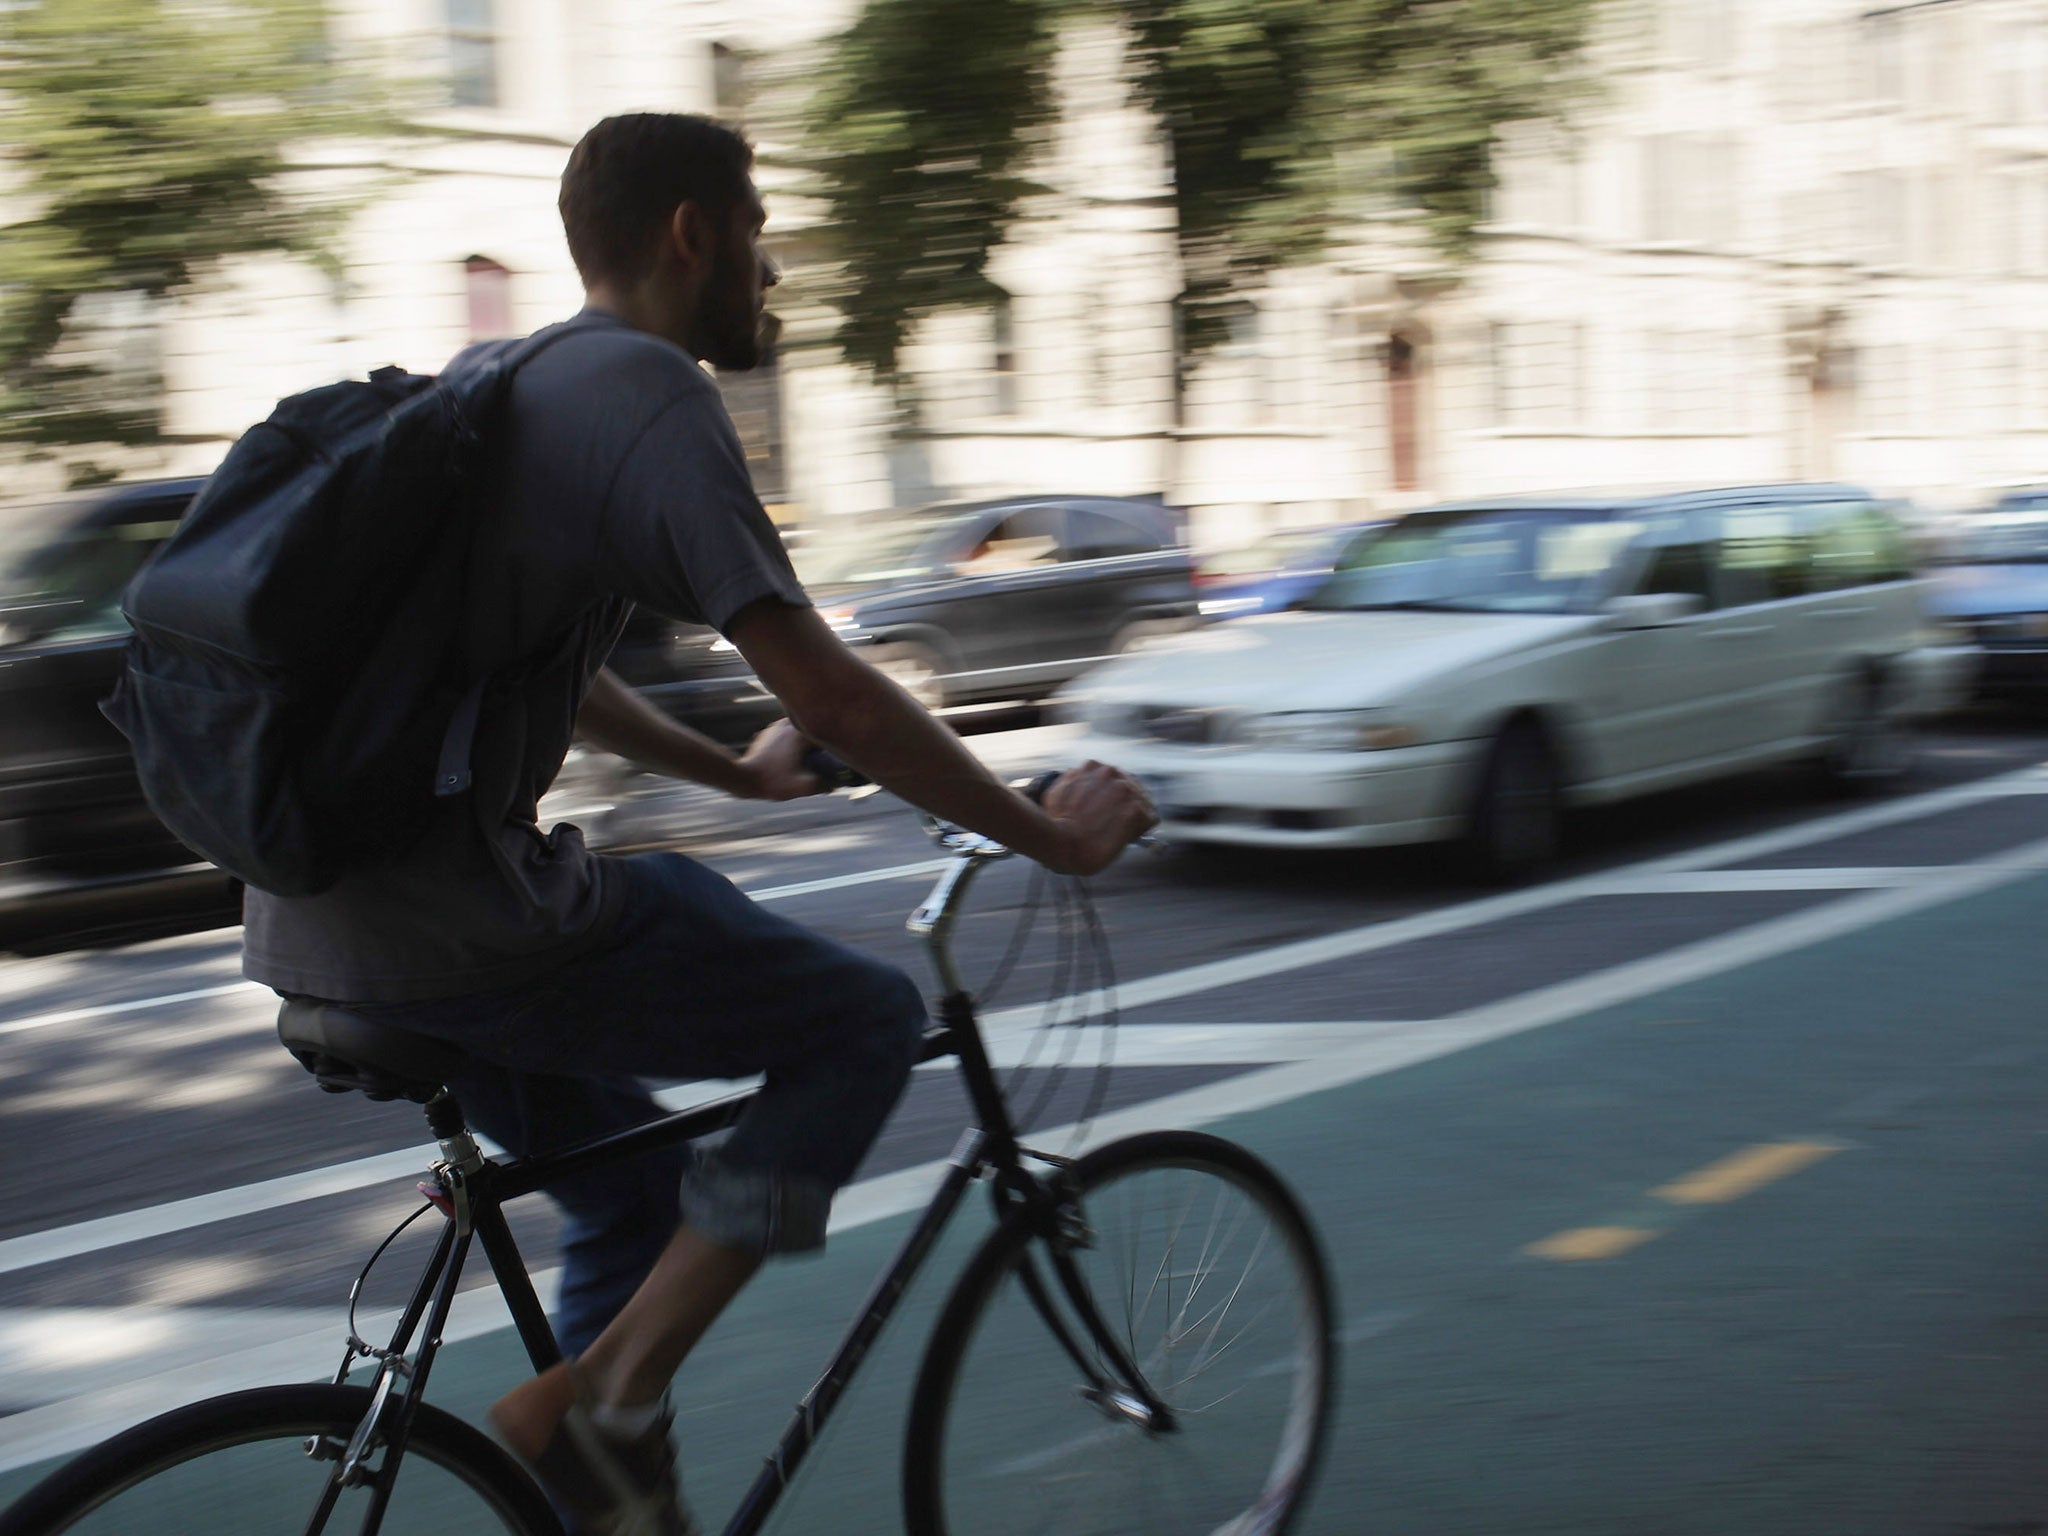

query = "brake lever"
[{"left": 800, "top": 744, "right": 882, "bottom": 800}]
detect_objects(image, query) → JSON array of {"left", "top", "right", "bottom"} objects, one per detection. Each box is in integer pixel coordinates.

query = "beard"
[{"left": 698, "top": 241, "right": 766, "bottom": 370}]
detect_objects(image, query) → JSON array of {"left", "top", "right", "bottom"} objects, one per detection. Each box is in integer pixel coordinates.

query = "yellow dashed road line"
[
  {"left": 1651, "top": 1140, "right": 1843, "bottom": 1205},
  {"left": 1524, "top": 1226, "right": 1661, "bottom": 1262},
  {"left": 1525, "top": 1139, "right": 1847, "bottom": 1262}
]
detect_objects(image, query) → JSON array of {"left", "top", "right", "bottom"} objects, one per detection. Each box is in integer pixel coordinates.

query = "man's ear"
[{"left": 667, "top": 201, "right": 716, "bottom": 276}]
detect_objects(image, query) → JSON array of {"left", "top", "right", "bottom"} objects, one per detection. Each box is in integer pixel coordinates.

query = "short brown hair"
[{"left": 558, "top": 114, "right": 754, "bottom": 287}]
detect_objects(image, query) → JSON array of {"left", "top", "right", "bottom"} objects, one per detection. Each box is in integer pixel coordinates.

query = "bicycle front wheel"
[
  {"left": 904, "top": 1130, "right": 1336, "bottom": 1536},
  {"left": 0, "top": 1383, "right": 561, "bottom": 1536}
]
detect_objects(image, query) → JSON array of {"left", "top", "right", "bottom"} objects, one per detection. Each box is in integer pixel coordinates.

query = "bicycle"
[{"left": 1, "top": 795, "right": 1337, "bottom": 1536}]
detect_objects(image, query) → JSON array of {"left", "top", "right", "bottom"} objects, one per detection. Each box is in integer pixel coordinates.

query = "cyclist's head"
[{"left": 558, "top": 113, "right": 773, "bottom": 369}]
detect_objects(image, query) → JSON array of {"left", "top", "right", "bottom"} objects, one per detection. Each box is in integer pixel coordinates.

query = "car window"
[
  {"left": 1066, "top": 508, "right": 1163, "bottom": 562},
  {"left": 1806, "top": 502, "right": 1913, "bottom": 589},
  {"left": 1943, "top": 509, "right": 2048, "bottom": 565},
  {"left": 0, "top": 499, "right": 185, "bottom": 645},
  {"left": 1715, "top": 504, "right": 1811, "bottom": 607},
  {"left": 958, "top": 506, "right": 1062, "bottom": 575},
  {"left": 1308, "top": 503, "right": 1641, "bottom": 615},
  {"left": 1633, "top": 541, "right": 1717, "bottom": 608},
  {"left": 794, "top": 516, "right": 955, "bottom": 587}
]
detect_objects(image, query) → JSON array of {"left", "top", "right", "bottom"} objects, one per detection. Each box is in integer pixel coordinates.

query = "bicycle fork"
[
  {"left": 303, "top": 1104, "right": 495, "bottom": 1536},
  {"left": 995, "top": 1155, "right": 1180, "bottom": 1436}
]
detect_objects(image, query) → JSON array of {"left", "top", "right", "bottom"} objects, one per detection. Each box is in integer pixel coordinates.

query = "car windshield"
[
  {"left": 793, "top": 515, "right": 962, "bottom": 588},
  {"left": 1944, "top": 511, "right": 2048, "bottom": 564},
  {"left": 1302, "top": 503, "right": 1643, "bottom": 615},
  {"left": 0, "top": 502, "right": 179, "bottom": 645},
  {"left": 1201, "top": 526, "right": 1344, "bottom": 580}
]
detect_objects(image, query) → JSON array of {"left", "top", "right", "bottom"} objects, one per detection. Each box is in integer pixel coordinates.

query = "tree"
[
  {"left": 0, "top": 0, "right": 412, "bottom": 482},
  {"left": 804, "top": 0, "right": 1599, "bottom": 381}
]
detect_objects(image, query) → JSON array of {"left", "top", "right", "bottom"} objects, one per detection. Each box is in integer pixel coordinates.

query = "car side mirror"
[{"left": 1603, "top": 592, "right": 1704, "bottom": 629}]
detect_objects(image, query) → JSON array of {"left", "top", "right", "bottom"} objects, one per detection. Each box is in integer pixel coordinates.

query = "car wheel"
[
  {"left": 872, "top": 642, "right": 948, "bottom": 710},
  {"left": 1462, "top": 718, "right": 1564, "bottom": 882},
  {"left": 1816, "top": 666, "right": 1912, "bottom": 794}
]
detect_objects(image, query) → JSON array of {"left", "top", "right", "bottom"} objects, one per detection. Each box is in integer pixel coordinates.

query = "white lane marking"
[
  {"left": 0, "top": 865, "right": 953, "bottom": 1040},
  {"left": 0, "top": 1079, "right": 749, "bottom": 1280},
  {"left": 0, "top": 827, "right": 2041, "bottom": 1471},
  {"left": 7, "top": 756, "right": 2046, "bottom": 1043},
  {"left": 0, "top": 1148, "right": 986, "bottom": 1474},
  {"left": 742, "top": 859, "right": 948, "bottom": 902},
  {"left": 977, "top": 811, "right": 2048, "bottom": 1037},
  {"left": 0, "top": 984, "right": 256, "bottom": 1040},
  {"left": 1598, "top": 867, "right": 1937, "bottom": 893},
  {"left": 8, "top": 766, "right": 2048, "bottom": 1274},
  {"left": 958, "top": 1021, "right": 1420, "bottom": 1069}
]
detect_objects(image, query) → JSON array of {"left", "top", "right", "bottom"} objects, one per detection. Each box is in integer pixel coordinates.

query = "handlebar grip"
[
  {"left": 800, "top": 745, "right": 871, "bottom": 790},
  {"left": 1016, "top": 769, "right": 1062, "bottom": 806}
]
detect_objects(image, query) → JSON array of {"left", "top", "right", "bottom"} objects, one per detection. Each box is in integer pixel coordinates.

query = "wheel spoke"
[{"left": 910, "top": 1137, "right": 1332, "bottom": 1536}]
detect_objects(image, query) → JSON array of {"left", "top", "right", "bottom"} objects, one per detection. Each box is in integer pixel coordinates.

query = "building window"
[
  {"left": 1855, "top": 343, "right": 1914, "bottom": 434},
  {"left": 1660, "top": 0, "right": 1737, "bottom": 74},
  {"left": 1491, "top": 122, "right": 1578, "bottom": 233},
  {"left": 991, "top": 295, "right": 1019, "bottom": 417},
  {"left": 1636, "top": 329, "right": 1743, "bottom": 433},
  {"left": 1855, "top": 169, "right": 1908, "bottom": 268},
  {"left": 446, "top": 0, "right": 498, "bottom": 109},
  {"left": 464, "top": 257, "right": 513, "bottom": 340},
  {"left": 1490, "top": 320, "right": 1583, "bottom": 429},
  {"left": 1641, "top": 134, "right": 1738, "bottom": 246}
]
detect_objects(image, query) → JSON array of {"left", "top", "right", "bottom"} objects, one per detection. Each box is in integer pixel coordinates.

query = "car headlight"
[
  {"left": 1232, "top": 710, "right": 1421, "bottom": 752},
  {"left": 1198, "top": 595, "right": 1264, "bottom": 617}
]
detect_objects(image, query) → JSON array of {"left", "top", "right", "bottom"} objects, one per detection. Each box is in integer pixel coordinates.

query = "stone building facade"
[{"left": 67, "top": 0, "right": 2048, "bottom": 548}]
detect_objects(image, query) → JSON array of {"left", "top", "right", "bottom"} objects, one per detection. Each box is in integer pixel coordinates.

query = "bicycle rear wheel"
[
  {"left": 904, "top": 1130, "right": 1335, "bottom": 1536},
  {"left": 0, "top": 1383, "right": 561, "bottom": 1536}
]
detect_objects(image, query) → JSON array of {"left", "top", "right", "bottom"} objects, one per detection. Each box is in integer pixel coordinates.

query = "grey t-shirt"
[{"left": 242, "top": 309, "right": 808, "bottom": 1002}]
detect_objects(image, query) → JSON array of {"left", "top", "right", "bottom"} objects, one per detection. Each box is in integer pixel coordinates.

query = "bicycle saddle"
[{"left": 277, "top": 999, "right": 467, "bottom": 1104}]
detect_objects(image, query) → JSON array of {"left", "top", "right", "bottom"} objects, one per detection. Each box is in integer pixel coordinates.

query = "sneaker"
[{"left": 490, "top": 1365, "right": 699, "bottom": 1536}]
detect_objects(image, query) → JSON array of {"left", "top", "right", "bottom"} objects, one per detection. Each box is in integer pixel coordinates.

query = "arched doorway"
[{"left": 1387, "top": 333, "right": 1423, "bottom": 492}]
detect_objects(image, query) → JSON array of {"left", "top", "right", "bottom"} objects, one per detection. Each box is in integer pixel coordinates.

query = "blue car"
[
  {"left": 1194, "top": 520, "right": 1384, "bottom": 620},
  {"left": 1926, "top": 498, "right": 2048, "bottom": 699}
]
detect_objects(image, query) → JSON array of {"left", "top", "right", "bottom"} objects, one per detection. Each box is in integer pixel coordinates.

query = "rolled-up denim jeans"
[{"left": 326, "top": 850, "right": 926, "bottom": 1354}]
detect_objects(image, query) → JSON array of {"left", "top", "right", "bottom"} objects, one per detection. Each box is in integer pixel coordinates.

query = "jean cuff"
[{"left": 679, "top": 1151, "right": 832, "bottom": 1254}]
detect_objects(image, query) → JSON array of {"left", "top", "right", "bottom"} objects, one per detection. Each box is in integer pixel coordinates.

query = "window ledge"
[{"left": 408, "top": 109, "right": 579, "bottom": 147}]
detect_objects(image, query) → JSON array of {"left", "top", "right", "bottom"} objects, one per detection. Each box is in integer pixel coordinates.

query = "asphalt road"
[{"left": 1, "top": 708, "right": 2045, "bottom": 1533}]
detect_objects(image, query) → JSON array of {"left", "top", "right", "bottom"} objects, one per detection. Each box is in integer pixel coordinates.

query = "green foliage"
[
  {"left": 805, "top": 0, "right": 1599, "bottom": 376},
  {"left": 0, "top": 0, "right": 412, "bottom": 462},
  {"left": 802, "top": 0, "right": 1061, "bottom": 382}
]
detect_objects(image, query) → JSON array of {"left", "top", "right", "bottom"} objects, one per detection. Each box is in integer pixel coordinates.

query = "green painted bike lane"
[{"left": 5, "top": 871, "right": 2044, "bottom": 1534}]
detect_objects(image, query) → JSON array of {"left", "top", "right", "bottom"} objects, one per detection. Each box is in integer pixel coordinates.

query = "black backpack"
[{"left": 102, "top": 327, "right": 576, "bottom": 896}]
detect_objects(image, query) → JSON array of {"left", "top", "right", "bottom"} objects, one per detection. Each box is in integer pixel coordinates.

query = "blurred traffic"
[{"left": 6, "top": 2, "right": 2048, "bottom": 1527}]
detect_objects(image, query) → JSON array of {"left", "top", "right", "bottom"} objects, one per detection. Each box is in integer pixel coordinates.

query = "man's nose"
[{"left": 761, "top": 254, "right": 781, "bottom": 290}]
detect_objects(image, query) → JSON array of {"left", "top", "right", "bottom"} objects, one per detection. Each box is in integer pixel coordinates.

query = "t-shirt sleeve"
[{"left": 596, "top": 380, "right": 809, "bottom": 634}]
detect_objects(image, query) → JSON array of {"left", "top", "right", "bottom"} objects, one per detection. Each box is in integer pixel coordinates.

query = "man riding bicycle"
[{"left": 239, "top": 112, "right": 1156, "bottom": 1534}]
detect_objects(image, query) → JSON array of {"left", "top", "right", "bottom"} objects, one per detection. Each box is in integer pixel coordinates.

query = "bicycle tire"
[
  {"left": 0, "top": 1383, "right": 562, "bottom": 1536},
  {"left": 903, "top": 1129, "right": 1336, "bottom": 1536}
]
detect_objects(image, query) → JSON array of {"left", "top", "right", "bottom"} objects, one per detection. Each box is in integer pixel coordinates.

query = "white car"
[{"left": 1060, "top": 485, "right": 1973, "bottom": 874}]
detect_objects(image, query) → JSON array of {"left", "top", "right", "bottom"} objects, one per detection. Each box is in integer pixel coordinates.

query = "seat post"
[{"left": 423, "top": 1089, "right": 483, "bottom": 1176}]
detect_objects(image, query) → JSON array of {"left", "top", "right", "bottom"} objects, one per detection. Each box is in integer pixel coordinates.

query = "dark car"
[
  {"left": 637, "top": 495, "right": 1200, "bottom": 736},
  {"left": 1926, "top": 502, "right": 2048, "bottom": 699},
  {"left": 1193, "top": 519, "right": 1385, "bottom": 621},
  {"left": 0, "top": 477, "right": 244, "bottom": 945}
]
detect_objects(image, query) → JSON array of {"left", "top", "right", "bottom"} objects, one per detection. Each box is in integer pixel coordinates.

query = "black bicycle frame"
[{"left": 340, "top": 988, "right": 1165, "bottom": 1536}]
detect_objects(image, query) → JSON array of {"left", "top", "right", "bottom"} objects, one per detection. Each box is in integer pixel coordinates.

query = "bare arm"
[
  {"left": 574, "top": 666, "right": 818, "bottom": 801},
  {"left": 725, "top": 600, "right": 1153, "bottom": 875}
]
